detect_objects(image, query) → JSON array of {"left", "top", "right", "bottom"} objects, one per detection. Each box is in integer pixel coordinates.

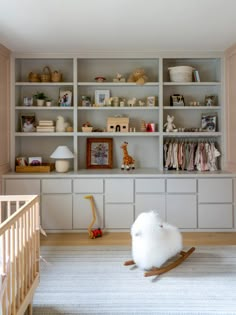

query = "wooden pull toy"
[{"left": 84, "top": 195, "right": 103, "bottom": 239}]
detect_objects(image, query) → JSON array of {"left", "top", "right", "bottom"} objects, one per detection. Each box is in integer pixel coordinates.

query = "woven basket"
[
  {"left": 168, "top": 66, "right": 194, "bottom": 82},
  {"left": 40, "top": 66, "right": 51, "bottom": 82},
  {"left": 28, "top": 72, "right": 40, "bottom": 82},
  {"left": 51, "top": 70, "right": 62, "bottom": 82}
]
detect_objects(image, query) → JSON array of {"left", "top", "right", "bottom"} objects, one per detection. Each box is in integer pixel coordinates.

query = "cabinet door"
[
  {"left": 167, "top": 179, "right": 196, "bottom": 193},
  {"left": 135, "top": 194, "right": 165, "bottom": 220},
  {"left": 73, "top": 194, "right": 104, "bottom": 229},
  {"left": 73, "top": 179, "right": 103, "bottom": 193},
  {"left": 166, "top": 195, "right": 197, "bottom": 228},
  {"left": 198, "top": 204, "right": 233, "bottom": 228},
  {"left": 136, "top": 179, "right": 165, "bottom": 193},
  {"left": 105, "top": 204, "right": 134, "bottom": 228},
  {"left": 42, "top": 179, "right": 72, "bottom": 193},
  {"left": 105, "top": 179, "right": 134, "bottom": 203},
  {"left": 198, "top": 178, "right": 233, "bottom": 203},
  {"left": 42, "top": 194, "right": 72, "bottom": 230},
  {"left": 5, "top": 179, "right": 40, "bottom": 195}
]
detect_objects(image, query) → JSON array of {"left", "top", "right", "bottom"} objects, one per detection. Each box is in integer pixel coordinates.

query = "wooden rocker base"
[{"left": 124, "top": 247, "right": 195, "bottom": 277}]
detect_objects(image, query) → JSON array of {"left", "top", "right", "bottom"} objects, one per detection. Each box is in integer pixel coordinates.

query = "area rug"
[{"left": 33, "top": 246, "right": 236, "bottom": 315}]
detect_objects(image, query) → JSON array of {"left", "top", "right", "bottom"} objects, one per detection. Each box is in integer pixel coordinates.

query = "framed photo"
[
  {"left": 59, "top": 89, "right": 72, "bottom": 107},
  {"left": 28, "top": 157, "right": 42, "bottom": 166},
  {"left": 20, "top": 113, "right": 36, "bottom": 132},
  {"left": 146, "top": 96, "right": 156, "bottom": 107},
  {"left": 170, "top": 94, "right": 185, "bottom": 106},
  {"left": 95, "top": 90, "right": 110, "bottom": 106},
  {"left": 86, "top": 138, "right": 113, "bottom": 169},
  {"left": 201, "top": 113, "right": 217, "bottom": 132}
]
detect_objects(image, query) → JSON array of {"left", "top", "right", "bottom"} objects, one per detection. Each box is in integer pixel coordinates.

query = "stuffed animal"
[
  {"left": 127, "top": 97, "right": 137, "bottom": 107},
  {"left": 56, "top": 115, "right": 69, "bottom": 132},
  {"left": 128, "top": 68, "right": 148, "bottom": 85},
  {"left": 163, "top": 115, "right": 176, "bottom": 132},
  {"left": 131, "top": 210, "right": 183, "bottom": 270}
]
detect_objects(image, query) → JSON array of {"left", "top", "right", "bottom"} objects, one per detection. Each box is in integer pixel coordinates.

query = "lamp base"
[{"left": 55, "top": 160, "right": 70, "bottom": 173}]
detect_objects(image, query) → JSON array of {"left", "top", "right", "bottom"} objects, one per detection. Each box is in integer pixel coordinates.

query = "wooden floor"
[{"left": 41, "top": 232, "right": 236, "bottom": 246}]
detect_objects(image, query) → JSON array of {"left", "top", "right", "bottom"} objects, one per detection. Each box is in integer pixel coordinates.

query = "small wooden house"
[{"left": 107, "top": 117, "right": 129, "bottom": 132}]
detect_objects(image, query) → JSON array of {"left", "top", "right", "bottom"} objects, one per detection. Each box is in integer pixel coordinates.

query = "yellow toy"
[
  {"left": 84, "top": 195, "right": 102, "bottom": 239},
  {"left": 127, "top": 68, "right": 148, "bottom": 85}
]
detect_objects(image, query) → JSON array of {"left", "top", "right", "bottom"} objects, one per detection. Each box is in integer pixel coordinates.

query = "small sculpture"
[
  {"left": 164, "top": 115, "right": 177, "bottom": 132},
  {"left": 127, "top": 97, "right": 137, "bottom": 107},
  {"left": 113, "top": 73, "right": 126, "bottom": 82},
  {"left": 56, "top": 115, "right": 69, "bottom": 132},
  {"left": 120, "top": 141, "right": 135, "bottom": 171}
]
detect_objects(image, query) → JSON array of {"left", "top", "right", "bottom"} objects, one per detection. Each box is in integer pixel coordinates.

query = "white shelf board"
[
  {"left": 77, "top": 132, "right": 160, "bottom": 137},
  {"left": 164, "top": 106, "right": 220, "bottom": 110},
  {"left": 77, "top": 106, "right": 159, "bottom": 110},
  {"left": 163, "top": 82, "right": 221, "bottom": 86},
  {"left": 15, "top": 82, "right": 74, "bottom": 86},
  {"left": 15, "top": 106, "right": 74, "bottom": 110},
  {"left": 15, "top": 132, "right": 73, "bottom": 136},
  {"left": 78, "top": 82, "right": 159, "bottom": 86}
]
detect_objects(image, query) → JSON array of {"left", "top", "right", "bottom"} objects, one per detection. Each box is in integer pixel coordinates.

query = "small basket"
[
  {"left": 51, "top": 70, "right": 62, "bottom": 82},
  {"left": 168, "top": 66, "right": 194, "bottom": 82},
  {"left": 40, "top": 66, "right": 51, "bottom": 82},
  {"left": 28, "top": 72, "right": 40, "bottom": 82},
  {"left": 82, "top": 126, "right": 93, "bottom": 132}
]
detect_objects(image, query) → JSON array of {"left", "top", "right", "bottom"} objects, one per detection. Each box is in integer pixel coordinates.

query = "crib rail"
[{"left": 0, "top": 195, "right": 40, "bottom": 315}]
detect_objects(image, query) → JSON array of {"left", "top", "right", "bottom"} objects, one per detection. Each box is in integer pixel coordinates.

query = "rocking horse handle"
[{"left": 84, "top": 195, "right": 96, "bottom": 235}]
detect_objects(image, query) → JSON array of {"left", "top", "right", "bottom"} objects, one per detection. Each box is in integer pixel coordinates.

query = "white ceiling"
[{"left": 1, "top": 0, "right": 236, "bottom": 54}]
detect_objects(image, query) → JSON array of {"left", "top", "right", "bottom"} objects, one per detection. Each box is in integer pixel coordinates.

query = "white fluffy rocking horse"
[{"left": 124, "top": 211, "right": 195, "bottom": 277}]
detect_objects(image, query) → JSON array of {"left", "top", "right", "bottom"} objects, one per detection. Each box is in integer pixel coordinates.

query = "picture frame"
[
  {"left": 28, "top": 157, "right": 42, "bottom": 166},
  {"left": 59, "top": 89, "right": 72, "bottom": 107},
  {"left": 86, "top": 138, "right": 113, "bottom": 169},
  {"left": 170, "top": 94, "right": 185, "bottom": 106},
  {"left": 146, "top": 96, "right": 156, "bottom": 107},
  {"left": 95, "top": 90, "right": 110, "bottom": 106},
  {"left": 20, "top": 113, "right": 36, "bottom": 132},
  {"left": 201, "top": 113, "right": 217, "bottom": 132}
]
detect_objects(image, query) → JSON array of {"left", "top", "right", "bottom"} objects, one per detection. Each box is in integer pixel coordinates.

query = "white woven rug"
[{"left": 33, "top": 246, "right": 236, "bottom": 315}]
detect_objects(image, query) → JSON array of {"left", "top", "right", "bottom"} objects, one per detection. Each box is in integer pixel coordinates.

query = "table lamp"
[{"left": 50, "top": 146, "right": 74, "bottom": 172}]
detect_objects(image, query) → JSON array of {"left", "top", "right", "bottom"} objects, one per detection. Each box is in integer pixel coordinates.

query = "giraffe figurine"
[{"left": 120, "top": 141, "right": 135, "bottom": 171}]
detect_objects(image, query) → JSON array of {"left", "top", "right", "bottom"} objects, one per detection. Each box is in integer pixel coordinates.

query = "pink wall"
[{"left": 0, "top": 44, "right": 10, "bottom": 193}]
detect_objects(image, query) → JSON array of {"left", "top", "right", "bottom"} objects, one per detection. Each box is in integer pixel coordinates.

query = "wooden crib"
[{"left": 0, "top": 195, "right": 40, "bottom": 315}]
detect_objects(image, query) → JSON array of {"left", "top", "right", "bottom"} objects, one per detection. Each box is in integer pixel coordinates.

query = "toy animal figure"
[
  {"left": 164, "top": 114, "right": 176, "bottom": 132},
  {"left": 120, "top": 141, "right": 135, "bottom": 171},
  {"left": 56, "top": 115, "right": 69, "bottom": 132},
  {"left": 84, "top": 195, "right": 103, "bottom": 239}
]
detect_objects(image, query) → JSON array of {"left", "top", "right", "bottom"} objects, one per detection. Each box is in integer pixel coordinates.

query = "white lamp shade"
[{"left": 50, "top": 146, "right": 74, "bottom": 159}]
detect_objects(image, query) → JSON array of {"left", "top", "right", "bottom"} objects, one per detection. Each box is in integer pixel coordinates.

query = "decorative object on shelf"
[
  {"left": 146, "top": 96, "right": 156, "bottom": 107},
  {"left": 124, "top": 211, "right": 195, "bottom": 277},
  {"left": 28, "top": 72, "right": 40, "bottom": 82},
  {"left": 58, "top": 89, "right": 72, "bottom": 107},
  {"left": 45, "top": 99, "right": 52, "bottom": 107},
  {"left": 36, "top": 120, "right": 55, "bottom": 132},
  {"left": 168, "top": 66, "right": 194, "bottom": 82},
  {"left": 15, "top": 163, "right": 55, "bottom": 173},
  {"left": 20, "top": 113, "right": 36, "bottom": 132},
  {"left": 94, "top": 76, "right": 106, "bottom": 82},
  {"left": 189, "top": 101, "right": 200, "bottom": 106},
  {"left": 50, "top": 145, "right": 74, "bottom": 173},
  {"left": 33, "top": 92, "right": 47, "bottom": 106},
  {"left": 127, "top": 97, "right": 137, "bottom": 107},
  {"left": 82, "top": 121, "right": 93, "bottom": 132},
  {"left": 81, "top": 96, "right": 92, "bottom": 107},
  {"left": 146, "top": 122, "right": 155, "bottom": 132},
  {"left": 28, "top": 157, "right": 42, "bottom": 166},
  {"left": 164, "top": 115, "right": 177, "bottom": 132},
  {"left": 94, "top": 90, "right": 110, "bottom": 106},
  {"left": 23, "top": 97, "right": 33, "bottom": 106},
  {"left": 86, "top": 138, "right": 113, "bottom": 169},
  {"left": 113, "top": 73, "right": 126, "bottom": 82},
  {"left": 107, "top": 116, "right": 129, "bottom": 132},
  {"left": 170, "top": 94, "right": 185, "bottom": 106},
  {"left": 120, "top": 141, "right": 135, "bottom": 171},
  {"left": 16, "top": 156, "right": 28, "bottom": 166},
  {"left": 128, "top": 68, "right": 148, "bottom": 85},
  {"left": 51, "top": 70, "right": 62, "bottom": 82},
  {"left": 84, "top": 195, "right": 103, "bottom": 239},
  {"left": 205, "top": 95, "right": 217, "bottom": 107},
  {"left": 193, "top": 70, "right": 200, "bottom": 82},
  {"left": 56, "top": 115, "right": 70, "bottom": 132},
  {"left": 201, "top": 113, "right": 217, "bottom": 132},
  {"left": 140, "top": 120, "right": 146, "bottom": 132},
  {"left": 40, "top": 66, "right": 51, "bottom": 82},
  {"left": 138, "top": 100, "right": 145, "bottom": 106}
]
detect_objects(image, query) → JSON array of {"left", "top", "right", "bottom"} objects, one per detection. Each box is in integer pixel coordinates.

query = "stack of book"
[{"left": 36, "top": 120, "right": 55, "bottom": 132}]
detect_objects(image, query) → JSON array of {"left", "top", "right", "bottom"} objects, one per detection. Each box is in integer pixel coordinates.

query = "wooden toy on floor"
[{"left": 84, "top": 195, "right": 103, "bottom": 239}]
